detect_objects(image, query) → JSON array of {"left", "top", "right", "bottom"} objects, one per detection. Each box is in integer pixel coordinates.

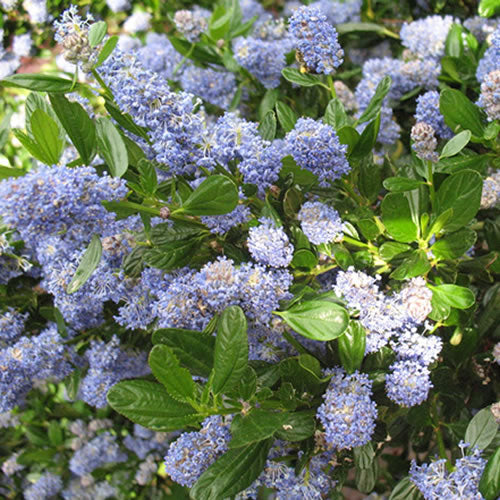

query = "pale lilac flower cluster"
[
  {"left": 164, "top": 415, "right": 231, "bottom": 487},
  {"left": 154, "top": 257, "right": 292, "bottom": 330},
  {"left": 123, "top": 11, "right": 151, "bottom": 33},
  {"left": 12, "top": 33, "right": 32, "bottom": 57},
  {"left": 480, "top": 171, "right": 500, "bottom": 209},
  {"left": 174, "top": 8, "right": 208, "bottom": 42},
  {"left": 410, "top": 442, "right": 487, "bottom": 499},
  {"left": 285, "top": 117, "right": 350, "bottom": 187},
  {"left": 124, "top": 424, "right": 169, "bottom": 460},
  {"left": 247, "top": 217, "right": 294, "bottom": 268},
  {"left": 289, "top": 6, "right": 344, "bottom": 75},
  {"left": 69, "top": 431, "right": 128, "bottom": 476},
  {"left": 22, "top": 0, "right": 48, "bottom": 24},
  {"left": 317, "top": 368, "right": 377, "bottom": 450},
  {"left": 135, "top": 33, "right": 183, "bottom": 80},
  {"left": 477, "top": 27, "right": 500, "bottom": 83},
  {"left": 411, "top": 122, "right": 439, "bottom": 163},
  {"left": 201, "top": 203, "right": 251, "bottom": 235},
  {"left": 298, "top": 201, "right": 345, "bottom": 245},
  {"left": 106, "top": 0, "right": 130, "bottom": 13},
  {"left": 464, "top": 16, "right": 498, "bottom": 42},
  {"left": 62, "top": 479, "right": 117, "bottom": 500},
  {"left": 415, "top": 91, "right": 453, "bottom": 139},
  {"left": 310, "top": 0, "right": 362, "bottom": 25},
  {"left": 0, "top": 29, "right": 21, "bottom": 79},
  {"left": 478, "top": 70, "right": 500, "bottom": 121},
  {"left": 24, "top": 472, "right": 63, "bottom": 500},
  {"left": 78, "top": 335, "right": 149, "bottom": 408},
  {"left": 0, "top": 308, "right": 28, "bottom": 347}
]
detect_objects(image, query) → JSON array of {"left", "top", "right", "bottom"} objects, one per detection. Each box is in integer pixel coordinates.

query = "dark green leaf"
[
  {"left": 440, "top": 89, "right": 486, "bottom": 138},
  {"left": 149, "top": 344, "right": 196, "bottom": 403},
  {"left": 291, "top": 249, "right": 318, "bottom": 270},
  {"left": 104, "top": 99, "right": 150, "bottom": 141},
  {"left": 338, "top": 321, "right": 366, "bottom": 373},
  {"left": 324, "top": 98, "right": 348, "bottom": 131},
  {"left": 144, "top": 238, "right": 198, "bottom": 270},
  {"left": 276, "top": 101, "right": 298, "bottom": 132},
  {"left": 30, "top": 109, "right": 63, "bottom": 164},
  {"left": 258, "top": 111, "right": 276, "bottom": 141},
  {"left": 356, "top": 76, "right": 392, "bottom": 124},
  {"left": 464, "top": 407, "right": 498, "bottom": 450},
  {"left": 67, "top": 234, "right": 102, "bottom": 294},
  {"left": 431, "top": 228, "right": 477, "bottom": 260},
  {"left": 440, "top": 130, "right": 471, "bottom": 159},
  {"left": 49, "top": 94, "right": 96, "bottom": 164},
  {"left": 436, "top": 152, "right": 490, "bottom": 174},
  {"left": 355, "top": 459, "right": 379, "bottom": 493},
  {"left": 88, "top": 21, "right": 107, "bottom": 47},
  {"left": 107, "top": 380, "right": 201, "bottom": 431},
  {"left": 275, "top": 411, "right": 316, "bottom": 441},
  {"left": 275, "top": 299, "right": 349, "bottom": 341},
  {"left": 281, "top": 67, "right": 324, "bottom": 87},
  {"left": 389, "top": 477, "right": 422, "bottom": 500},
  {"left": 211, "top": 306, "right": 248, "bottom": 395},
  {"left": 390, "top": 250, "right": 431, "bottom": 280},
  {"left": 383, "top": 177, "right": 425, "bottom": 192},
  {"left": 95, "top": 35, "right": 118, "bottom": 67},
  {"left": 138, "top": 159, "right": 158, "bottom": 194},
  {"left": 337, "top": 126, "right": 360, "bottom": 155},
  {"left": 350, "top": 113, "right": 381, "bottom": 161},
  {"left": 430, "top": 284, "right": 475, "bottom": 309},
  {"left": 95, "top": 117, "right": 129, "bottom": 177},
  {"left": 381, "top": 192, "right": 419, "bottom": 243},
  {"left": 230, "top": 409, "right": 285, "bottom": 448},
  {"left": 17, "top": 449, "right": 57, "bottom": 466},
  {"left": 1, "top": 73, "right": 81, "bottom": 92},
  {"left": 48, "top": 421, "right": 63, "bottom": 446},
  {"left": 152, "top": 328, "right": 214, "bottom": 378},
  {"left": 190, "top": 439, "right": 272, "bottom": 500},
  {"left": 479, "top": 447, "right": 500, "bottom": 500},
  {"left": 182, "top": 175, "right": 238, "bottom": 216},
  {"left": 379, "top": 242, "right": 412, "bottom": 261}
]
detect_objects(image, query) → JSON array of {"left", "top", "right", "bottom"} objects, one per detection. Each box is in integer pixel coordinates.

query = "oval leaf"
[
  {"left": 464, "top": 407, "right": 498, "bottom": 450},
  {"left": 338, "top": 321, "right": 367, "bottom": 373},
  {"left": 479, "top": 447, "right": 500, "bottom": 500},
  {"left": 383, "top": 177, "right": 425, "bottom": 192},
  {"left": 430, "top": 284, "right": 475, "bottom": 310},
  {"left": 381, "top": 192, "right": 419, "bottom": 243},
  {"left": 88, "top": 21, "right": 108, "bottom": 47},
  {"left": 95, "top": 117, "right": 129, "bottom": 177},
  {"left": 66, "top": 234, "right": 102, "bottom": 294},
  {"left": 182, "top": 175, "right": 238, "bottom": 216},
  {"left": 440, "top": 130, "right": 471, "bottom": 159}
]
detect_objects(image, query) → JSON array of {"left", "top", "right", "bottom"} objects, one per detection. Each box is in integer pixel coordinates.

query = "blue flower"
[
  {"left": 298, "top": 201, "right": 345, "bottom": 245},
  {"left": 386, "top": 359, "right": 433, "bottom": 407},
  {"left": 415, "top": 91, "right": 453, "bottom": 139}
]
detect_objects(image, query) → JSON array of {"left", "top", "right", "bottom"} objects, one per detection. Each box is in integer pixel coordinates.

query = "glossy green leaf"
[
  {"left": 350, "top": 112, "right": 381, "bottom": 160},
  {"left": 356, "top": 76, "right": 392, "bottom": 124},
  {"left": 479, "top": 447, "right": 500, "bottom": 500},
  {"left": 258, "top": 111, "right": 276, "bottom": 141},
  {"left": 431, "top": 228, "right": 477, "bottom": 260},
  {"left": 479, "top": 0, "right": 500, "bottom": 17},
  {"left": 440, "top": 130, "right": 471, "bottom": 159},
  {"left": 389, "top": 477, "right": 422, "bottom": 500},
  {"left": 291, "top": 249, "right": 318, "bottom": 270},
  {"left": 464, "top": 407, "right": 498, "bottom": 450},
  {"left": 107, "top": 380, "right": 201, "bottom": 431},
  {"left": 95, "top": 35, "right": 118, "bottom": 67},
  {"left": 338, "top": 321, "right": 367, "bottom": 373},
  {"left": 66, "top": 234, "right": 102, "bottom": 294},
  {"left": 379, "top": 242, "right": 412, "bottom": 261},
  {"left": 13, "top": 129, "right": 52, "bottom": 164},
  {"left": 435, "top": 169, "right": 482, "bottom": 233},
  {"left": 149, "top": 344, "right": 196, "bottom": 403},
  {"left": 30, "top": 109, "right": 63, "bottom": 164},
  {"left": 95, "top": 117, "right": 128, "bottom": 177},
  {"left": 229, "top": 409, "right": 285, "bottom": 448},
  {"left": 281, "top": 67, "right": 324, "bottom": 87},
  {"left": 383, "top": 177, "right": 425, "bottom": 192},
  {"left": 211, "top": 306, "right": 248, "bottom": 395},
  {"left": 1, "top": 73, "right": 81, "bottom": 92},
  {"left": 324, "top": 98, "right": 348, "bottom": 131},
  {"left": 381, "top": 192, "right": 419, "bottom": 243},
  {"left": 276, "top": 101, "right": 298, "bottom": 132},
  {"left": 275, "top": 411, "right": 316, "bottom": 442},
  {"left": 49, "top": 94, "right": 96, "bottom": 164},
  {"left": 181, "top": 175, "right": 238, "bottom": 216},
  {"left": 430, "top": 284, "right": 475, "bottom": 309},
  {"left": 445, "top": 24, "right": 463, "bottom": 58},
  {"left": 144, "top": 238, "right": 198, "bottom": 270},
  {"left": 190, "top": 439, "right": 273, "bottom": 500},
  {"left": 390, "top": 250, "right": 431, "bottom": 280},
  {"left": 440, "top": 89, "right": 486, "bottom": 138},
  {"left": 275, "top": 299, "right": 349, "bottom": 341}
]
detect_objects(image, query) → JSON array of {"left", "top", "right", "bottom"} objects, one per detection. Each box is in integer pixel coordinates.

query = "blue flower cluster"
[
  {"left": 174, "top": 8, "right": 208, "bottom": 42},
  {"left": 298, "top": 201, "right": 345, "bottom": 245},
  {"left": 310, "top": 0, "right": 362, "bottom": 25},
  {"left": 477, "top": 27, "right": 500, "bottom": 83},
  {"left": 24, "top": 472, "right": 63, "bottom": 500},
  {"left": 410, "top": 442, "right": 487, "bottom": 499},
  {"left": 0, "top": 308, "right": 28, "bottom": 347},
  {"left": 289, "top": 6, "right": 344, "bottom": 75},
  {"left": 478, "top": 69, "right": 500, "bottom": 121},
  {"left": 136, "top": 33, "right": 184, "bottom": 80},
  {"left": 411, "top": 122, "right": 439, "bottom": 163},
  {"left": 285, "top": 117, "right": 350, "bottom": 187},
  {"left": 415, "top": 91, "right": 453, "bottom": 139},
  {"left": 164, "top": 415, "right": 231, "bottom": 487},
  {"left": 106, "top": 0, "right": 130, "bottom": 13},
  {"left": 248, "top": 217, "right": 294, "bottom": 268},
  {"left": 317, "top": 368, "right": 377, "bottom": 450}
]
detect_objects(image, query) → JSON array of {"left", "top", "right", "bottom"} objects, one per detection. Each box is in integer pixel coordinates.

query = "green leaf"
[
  {"left": 66, "top": 234, "right": 102, "bottom": 294},
  {"left": 144, "top": 238, "right": 198, "bottom": 270},
  {"left": 440, "top": 89, "right": 486, "bottom": 138},
  {"left": 379, "top": 242, "right": 412, "bottom": 261},
  {"left": 440, "top": 130, "right": 471, "bottom": 159},
  {"left": 211, "top": 306, "right": 248, "bottom": 395},
  {"left": 182, "top": 175, "right": 238, "bottom": 216},
  {"left": 338, "top": 321, "right": 366, "bottom": 373},
  {"left": 229, "top": 409, "right": 285, "bottom": 448},
  {"left": 431, "top": 228, "right": 477, "bottom": 260},
  {"left": 436, "top": 152, "right": 490, "bottom": 174},
  {"left": 276, "top": 101, "right": 298, "bottom": 133},
  {"left": 88, "top": 21, "right": 107, "bottom": 47},
  {"left": 17, "top": 449, "right": 57, "bottom": 466},
  {"left": 95, "top": 117, "right": 129, "bottom": 177},
  {"left": 355, "top": 459, "right": 379, "bottom": 494},
  {"left": 138, "top": 159, "right": 158, "bottom": 194},
  {"left": 275, "top": 411, "right": 316, "bottom": 442},
  {"left": 324, "top": 98, "right": 348, "bottom": 131},
  {"left": 104, "top": 99, "right": 150, "bottom": 141},
  {"left": 25, "top": 93, "right": 61, "bottom": 138},
  {"left": 258, "top": 111, "right": 276, "bottom": 141},
  {"left": 152, "top": 328, "right": 214, "bottom": 378},
  {"left": 107, "top": 380, "right": 201, "bottom": 431},
  {"left": 95, "top": 35, "right": 118, "bottom": 67},
  {"left": 464, "top": 407, "right": 498, "bottom": 450},
  {"left": 291, "top": 249, "right": 318, "bottom": 270},
  {"left": 479, "top": 0, "right": 500, "bottom": 17},
  {"left": 383, "top": 177, "right": 425, "bottom": 192},
  {"left": 49, "top": 94, "right": 96, "bottom": 164},
  {"left": 48, "top": 421, "right": 63, "bottom": 447},
  {"left": 281, "top": 67, "right": 324, "bottom": 87},
  {"left": 435, "top": 169, "right": 482, "bottom": 233},
  {"left": 13, "top": 129, "right": 52, "bottom": 164},
  {"left": 30, "top": 109, "right": 63, "bottom": 164},
  {"left": 190, "top": 439, "right": 273, "bottom": 500},
  {"left": 426, "top": 208, "right": 454, "bottom": 238},
  {"left": 336, "top": 22, "right": 398, "bottom": 37},
  {"left": 275, "top": 299, "right": 349, "bottom": 341},
  {"left": 381, "top": 192, "right": 419, "bottom": 243},
  {"left": 1, "top": 73, "right": 81, "bottom": 92},
  {"left": 445, "top": 24, "right": 463, "bottom": 58},
  {"left": 390, "top": 250, "right": 431, "bottom": 280},
  {"left": 350, "top": 112, "right": 381, "bottom": 161},
  {"left": 337, "top": 126, "right": 361, "bottom": 155},
  {"left": 149, "top": 345, "right": 196, "bottom": 403},
  {"left": 356, "top": 76, "right": 392, "bottom": 124},
  {"left": 430, "top": 284, "right": 475, "bottom": 309},
  {"left": 0, "top": 165, "right": 25, "bottom": 180},
  {"left": 389, "top": 477, "right": 422, "bottom": 500},
  {"left": 479, "top": 447, "right": 500, "bottom": 500}
]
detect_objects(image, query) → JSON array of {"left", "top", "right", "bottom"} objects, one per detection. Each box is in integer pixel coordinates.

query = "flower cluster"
[{"left": 298, "top": 201, "right": 345, "bottom": 245}]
